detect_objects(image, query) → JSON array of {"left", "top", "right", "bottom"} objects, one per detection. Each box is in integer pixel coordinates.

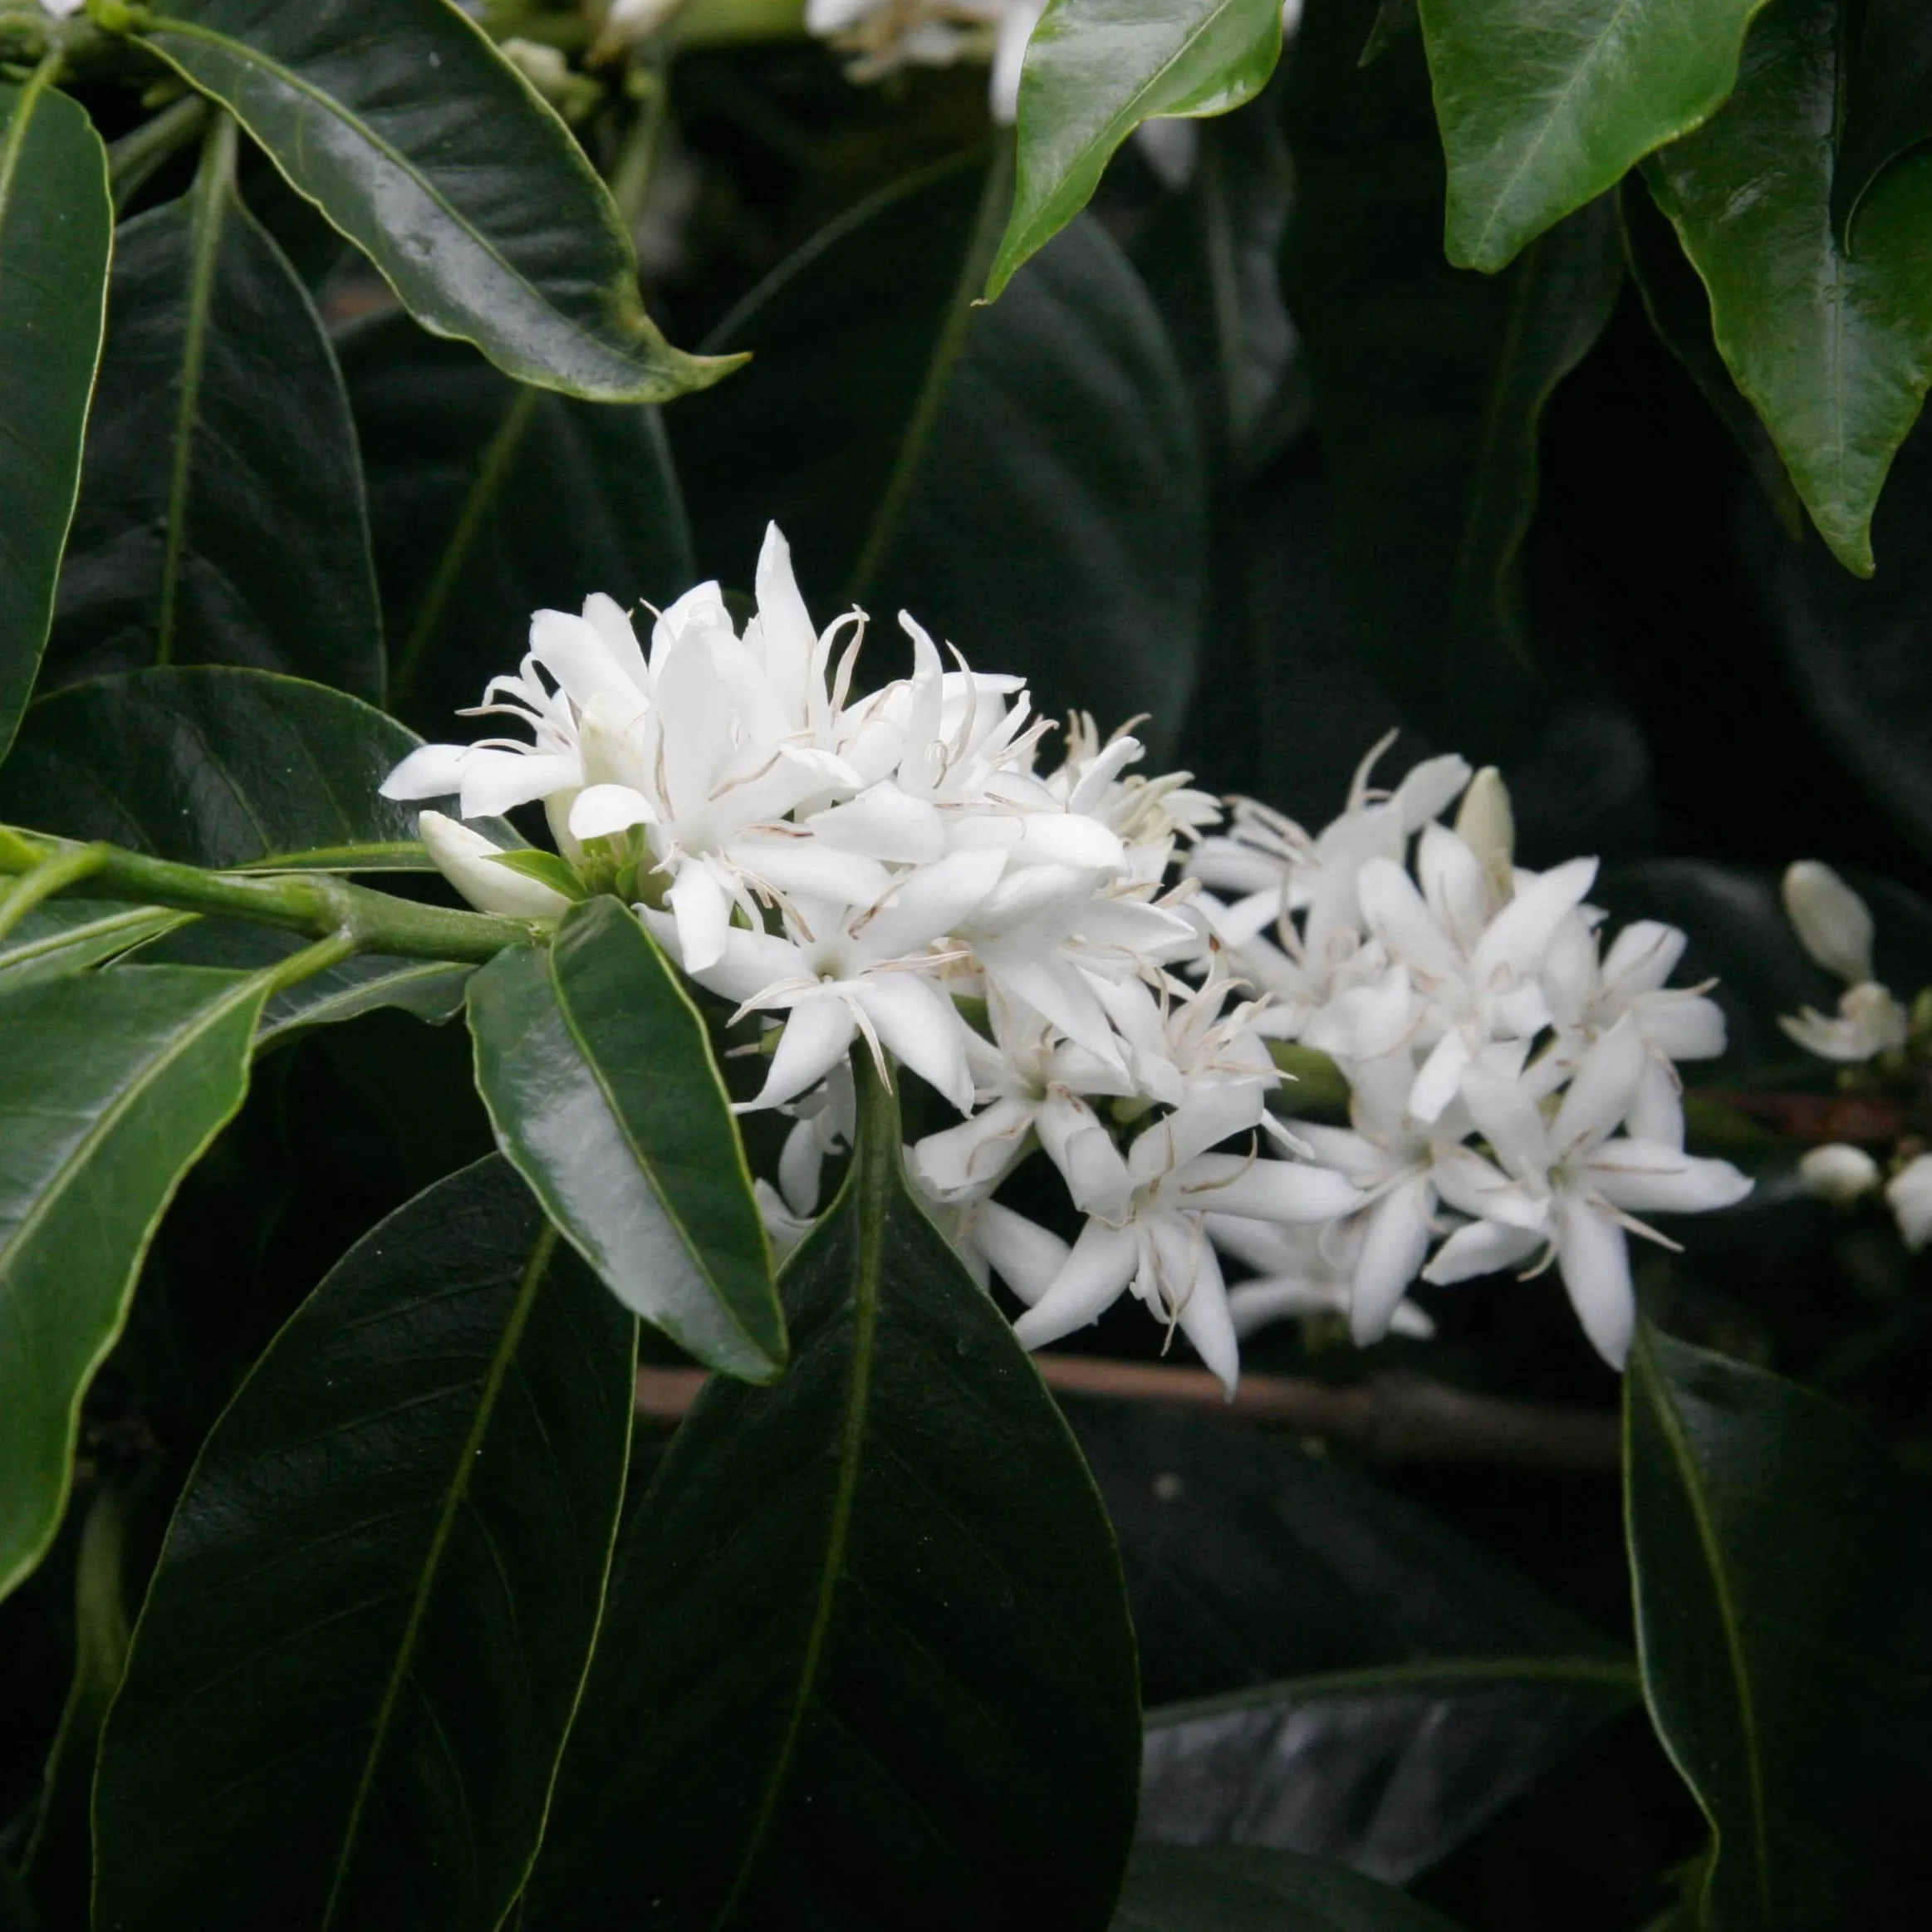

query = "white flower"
[
  {"left": 1780, "top": 980, "right": 1910, "bottom": 1063},
  {"left": 1886, "top": 1154, "right": 1932, "bottom": 1252},
  {"left": 1798, "top": 1143, "right": 1881, "bottom": 1207},
  {"left": 1421, "top": 1020, "right": 1751, "bottom": 1368},
  {"left": 1211, "top": 1215, "right": 1434, "bottom": 1341},
  {"left": 1783, "top": 861, "right": 1876, "bottom": 986}
]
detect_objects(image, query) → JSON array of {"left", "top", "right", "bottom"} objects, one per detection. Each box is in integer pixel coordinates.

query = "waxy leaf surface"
[
  {"left": 1419, "top": 0, "right": 1768, "bottom": 272},
  {"left": 1115, "top": 1844, "right": 1467, "bottom": 1930},
  {"left": 1645, "top": 0, "right": 1932, "bottom": 574},
  {"left": 0, "top": 900, "right": 188, "bottom": 996},
  {"left": 524, "top": 1074, "right": 1141, "bottom": 1931},
  {"left": 135, "top": 0, "right": 728, "bottom": 401},
  {"left": 94, "top": 1156, "right": 635, "bottom": 1932},
  {"left": 341, "top": 312, "right": 691, "bottom": 731},
  {"left": 0, "top": 966, "right": 265, "bottom": 1601},
  {"left": 49, "top": 135, "right": 381, "bottom": 700},
  {"left": 676, "top": 155, "right": 1204, "bottom": 760},
  {"left": 0, "top": 665, "right": 428, "bottom": 868},
  {"left": 988, "top": 0, "right": 1285, "bottom": 300},
  {"left": 1626, "top": 1322, "right": 1932, "bottom": 1929},
  {"left": 0, "top": 75, "right": 110, "bottom": 765},
  {"left": 468, "top": 896, "right": 783, "bottom": 1382}
]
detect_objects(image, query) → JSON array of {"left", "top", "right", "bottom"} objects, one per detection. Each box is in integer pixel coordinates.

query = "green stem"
[
  {"left": 106, "top": 92, "right": 210, "bottom": 210},
  {"left": 851, "top": 1043, "right": 904, "bottom": 1204},
  {"left": 0, "top": 842, "right": 113, "bottom": 944},
  {"left": 846, "top": 130, "right": 1017, "bottom": 609},
  {"left": 0, "top": 834, "right": 537, "bottom": 964}
]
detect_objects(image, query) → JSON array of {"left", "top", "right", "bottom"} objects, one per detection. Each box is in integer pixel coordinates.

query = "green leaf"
[
  {"left": 0, "top": 964, "right": 266, "bottom": 1601},
  {"left": 1625, "top": 1322, "right": 1932, "bottom": 1929},
  {"left": 1071, "top": 1403, "right": 1630, "bottom": 1878},
  {"left": 1616, "top": 175, "right": 1805, "bottom": 538},
  {"left": 17, "top": 1476, "right": 138, "bottom": 1930},
  {"left": 339, "top": 311, "right": 693, "bottom": 730},
  {"left": 675, "top": 154, "right": 1206, "bottom": 761},
  {"left": 1359, "top": 0, "right": 1418, "bottom": 68},
  {"left": 1644, "top": 0, "right": 1932, "bottom": 575},
  {"left": 47, "top": 118, "right": 382, "bottom": 702},
  {"left": 484, "top": 846, "right": 586, "bottom": 902},
  {"left": 131, "top": 0, "right": 733, "bottom": 401},
  {"left": 0, "top": 69, "right": 111, "bottom": 767},
  {"left": 1419, "top": 0, "right": 1768, "bottom": 272},
  {"left": 987, "top": 0, "right": 1286, "bottom": 301},
  {"left": 93, "top": 1155, "right": 636, "bottom": 1932},
  {"left": 1833, "top": 0, "right": 1932, "bottom": 244},
  {"left": 1114, "top": 1844, "right": 1468, "bottom": 1930},
  {"left": 0, "top": 664, "right": 432, "bottom": 869},
  {"left": 468, "top": 896, "right": 784, "bottom": 1381},
  {"left": 1282, "top": 2, "right": 1622, "bottom": 742},
  {"left": 522, "top": 1064, "right": 1140, "bottom": 1932},
  {"left": 0, "top": 900, "right": 189, "bottom": 996}
]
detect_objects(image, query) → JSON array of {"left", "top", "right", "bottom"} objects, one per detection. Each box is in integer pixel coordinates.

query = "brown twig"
[
  {"left": 1700, "top": 1089, "right": 1908, "bottom": 1146},
  {"left": 636, "top": 1356, "right": 1621, "bottom": 1471}
]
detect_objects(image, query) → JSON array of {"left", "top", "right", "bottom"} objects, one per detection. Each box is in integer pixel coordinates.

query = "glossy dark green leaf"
[
  {"left": 0, "top": 900, "right": 187, "bottom": 996},
  {"left": 1626, "top": 1322, "right": 1932, "bottom": 1930},
  {"left": 674, "top": 154, "right": 1205, "bottom": 761},
  {"left": 94, "top": 1155, "right": 636, "bottom": 1932},
  {"left": 47, "top": 120, "right": 381, "bottom": 700},
  {"left": 468, "top": 896, "right": 783, "bottom": 1381},
  {"left": 1645, "top": 0, "right": 1932, "bottom": 575},
  {"left": 1115, "top": 1844, "right": 1467, "bottom": 1930},
  {"left": 1359, "top": 0, "right": 1418, "bottom": 67},
  {"left": 1833, "top": 0, "right": 1932, "bottom": 244},
  {"left": 133, "top": 0, "right": 730, "bottom": 401},
  {"left": 17, "top": 1477, "right": 136, "bottom": 1930},
  {"left": 988, "top": 0, "right": 1286, "bottom": 301},
  {"left": 1071, "top": 1403, "right": 1630, "bottom": 1880},
  {"left": 1418, "top": 0, "right": 1768, "bottom": 272},
  {"left": 0, "top": 965, "right": 266, "bottom": 1601},
  {"left": 0, "top": 665, "right": 429, "bottom": 868},
  {"left": 1282, "top": 2, "right": 1621, "bottom": 743},
  {"left": 523, "top": 1068, "right": 1140, "bottom": 1932},
  {"left": 1616, "top": 175, "right": 1805, "bottom": 538},
  {"left": 0, "top": 71, "right": 111, "bottom": 767},
  {"left": 339, "top": 311, "right": 692, "bottom": 730}
]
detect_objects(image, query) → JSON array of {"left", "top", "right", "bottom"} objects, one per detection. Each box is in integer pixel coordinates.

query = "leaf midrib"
[{"left": 318, "top": 1220, "right": 561, "bottom": 1928}]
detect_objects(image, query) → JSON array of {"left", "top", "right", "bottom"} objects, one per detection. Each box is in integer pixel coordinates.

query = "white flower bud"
[
  {"left": 1454, "top": 766, "right": 1514, "bottom": 904},
  {"left": 501, "top": 38, "right": 571, "bottom": 99},
  {"left": 1779, "top": 981, "right": 1910, "bottom": 1064},
  {"left": 1886, "top": 1154, "right": 1932, "bottom": 1252},
  {"left": 419, "top": 811, "right": 573, "bottom": 919},
  {"left": 1798, "top": 1143, "right": 1881, "bottom": 1207},
  {"left": 1782, "top": 861, "right": 1876, "bottom": 985}
]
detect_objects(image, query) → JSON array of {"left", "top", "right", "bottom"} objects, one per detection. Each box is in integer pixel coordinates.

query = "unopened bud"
[
  {"left": 1454, "top": 767, "right": 1514, "bottom": 904},
  {"left": 1886, "top": 1153, "right": 1932, "bottom": 1252},
  {"left": 1798, "top": 1143, "right": 1881, "bottom": 1207},
  {"left": 1782, "top": 861, "right": 1875, "bottom": 985}
]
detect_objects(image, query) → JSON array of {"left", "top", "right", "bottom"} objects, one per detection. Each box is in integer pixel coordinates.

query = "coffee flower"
[{"left": 385, "top": 529, "right": 1752, "bottom": 1385}]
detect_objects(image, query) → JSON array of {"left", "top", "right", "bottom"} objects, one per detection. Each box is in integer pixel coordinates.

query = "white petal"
[
  {"left": 1303, "top": 965, "right": 1415, "bottom": 1061},
  {"left": 912, "top": 1096, "right": 1035, "bottom": 1199},
  {"left": 750, "top": 996, "right": 856, "bottom": 1111},
  {"left": 806, "top": 785, "right": 946, "bottom": 865},
  {"left": 1459, "top": 1050, "right": 1553, "bottom": 1183},
  {"left": 1473, "top": 856, "right": 1598, "bottom": 979},
  {"left": 1418, "top": 824, "right": 1488, "bottom": 954},
  {"left": 1357, "top": 858, "right": 1464, "bottom": 982},
  {"left": 973, "top": 1200, "right": 1069, "bottom": 1307},
  {"left": 1552, "top": 1015, "right": 1647, "bottom": 1153},
  {"left": 1007, "top": 812, "right": 1126, "bottom": 870},
  {"left": 1585, "top": 1139, "right": 1753, "bottom": 1215},
  {"left": 851, "top": 973, "right": 974, "bottom": 1112},
  {"left": 669, "top": 863, "right": 732, "bottom": 975},
  {"left": 1556, "top": 1196, "right": 1635, "bottom": 1369},
  {"left": 569, "top": 782, "right": 654, "bottom": 842},
  {"left": 779, "top": 1116, "right": 826, "bottom": 1218},
  {"left": 1176, "top": 1154, "right": 1361, "bottom": 1223},
  {"left": 1013, "top": 1220, "right": 1138, "bottom": 1348},
  {"left": 733, "top": 836, "right": 893, "bottom": 910},
  {"left": 1885, "top": 1153, "right": 1932, "bottom": 1250},
  {"left": 1172, "top": 1240, "right": 1240, "bottom": 1395},
  {"left": 859, "top": 847, "right": 1008, "bottom": 962},
  {"left": 1635, "top": 991, "right": 1728, "bottom": 1061},
  {"left": 456, "top": 749, "right": 583, "bottom": 820},
  {"left": 1408, "top": 1027, "right": 1474, "bottom": 1125},
  {"left": 1782, "top": 861, "right": 1875, "bottom": 985},
  {"left": 417, "top": 811, "right": 571, "bottom": 919},
  {"left": 1390, "top": 753, "right": 1474, "bottom": 830},
  {"left": 1037, "top": 1093, "right": 1134, "bottom": 1220},
  {"left": 530, "top": 607, "right": 648, "bottom": 713},
  {"left": 988, "top": 954, "right": 1127, "bottom": 1073},
  {"left": 670, "top": 921, "right": 807, "bottom": 1005},
  {"left": 580, "top": 591, "right": 650, "bottom": 691},
  {"left": 1422, "top": 1219, "right": 1543, "bottom": 1285},
  {"left": 1432, "top": 1145, "right": 1547, "bottom": 1231},
  {"left": 381, "top": 741, "right": 474, "bottom": 801},
  {"left": 1600, "top": 919, "right": 1687, "bottom": 999},
  {"left": 1349, "top": 1172, "right": 1435, "bottom": 1344},
  {"left": 753, "top": 522, "right": 818, "bottom": 720}
]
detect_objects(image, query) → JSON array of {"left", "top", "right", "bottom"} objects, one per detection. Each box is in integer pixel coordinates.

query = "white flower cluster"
[
  {"left": 384, "top": 526, "right": 1749, "bottom": 1386},
  {"left": 1780, "top": 863, "right": 1932, "bottom": 1248},
  {"left": 801, "top": 0, "right": 1042, "bottom": 122}
]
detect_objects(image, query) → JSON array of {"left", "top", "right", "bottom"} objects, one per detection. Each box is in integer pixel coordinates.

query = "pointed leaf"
[
  {"left": 522, "top": 1067, "right": 1140, "bottom": 1932},
  {"left": 987, "top": 0, "right": 1286, "bottom": 302},
  {"left": 0, "top": 964, "right": 267, "bottom": 1601},
  {"left": 1644, "top": 0, "right": 1932, "bottom": 575},
  {"left": 93, "top": 1155, "right": 636, "bottom": 1932},
  {"left": 1282, "top": 3, "right": 1621, "bottom": 742},
  {"left": 1626, "top": 1321, "right": 1932, "bottom": 1929},
  {"left": 0, "top": 664, "right": 433, "bottom": 869},
  {"left": 1420, "top": 0, "right": 1769, "bottom": 272},
  {"left": 468, "top": 896, "right": 784, "bottom": 1381},
  {"left": 0, "top": 900, "right": 189, "bottom": 995},
  {"left": 0, "top": 71, "right": 110, "bottom": 766},
  {"left": 340, "top": 311, "right": 693, "bottom": 730},
  {"left": 131, "top": 0, "right": 732, "bottom": 401},
  {"left": 1833, "top": 0, "right": 1932, "bottom": 243},
  {"left": 1115, "top": 1844, "right": 1468, "bottom": 1930},
  {"left": 47, "top": 123, "right": 381, "bottom": 700},
  {"left": 675, "top": 155, "right": 1205, "bottom": 759}
]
